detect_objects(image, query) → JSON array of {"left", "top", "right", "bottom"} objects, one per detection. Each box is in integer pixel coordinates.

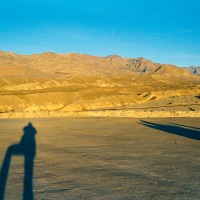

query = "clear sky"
[{"left": 0, "top": 0, "right": 200, "bottom": 67}]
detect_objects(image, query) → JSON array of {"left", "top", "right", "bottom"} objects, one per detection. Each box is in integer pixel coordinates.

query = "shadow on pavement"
[
  {"left": 0, "top": 123, "right": 37, "bottom": 200},
  {"left": 141, "top": 120, "right": 200, "bottom": 141}
]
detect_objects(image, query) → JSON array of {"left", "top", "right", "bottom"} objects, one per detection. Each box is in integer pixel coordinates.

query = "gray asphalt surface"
[{"left": 0, "top": 117, "right": 200, "bottom": 199}]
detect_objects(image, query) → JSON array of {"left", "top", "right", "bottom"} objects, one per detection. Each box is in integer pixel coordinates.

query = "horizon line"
[{"left": 0, "top": 49, "right": 192, "bottom": 68}]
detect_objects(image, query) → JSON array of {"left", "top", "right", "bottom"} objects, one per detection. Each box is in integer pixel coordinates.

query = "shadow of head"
[
  {"left": 24, "top": 122, "right": 37, "bottom": 135},
  {"left": 19, "top": 123, "right": 37, "bottom": 153}
]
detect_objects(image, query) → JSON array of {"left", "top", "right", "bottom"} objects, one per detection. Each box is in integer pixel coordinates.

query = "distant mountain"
[
  {"left": 0, "top": 50, "right": 200, "bottom": 113},
  {"left": 185, "top": 66, "right": 200, "bottom": 76},
  {"left": 0, "top": 50, "right": 199, "bottom": 83}
]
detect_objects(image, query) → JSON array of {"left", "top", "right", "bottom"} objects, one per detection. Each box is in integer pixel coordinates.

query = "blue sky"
[{"left": 0, "top": 0, "right": 200, "bottom": 67}]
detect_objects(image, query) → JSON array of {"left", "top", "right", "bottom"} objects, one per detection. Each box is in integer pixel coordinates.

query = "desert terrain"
[
  {"left": 0, "top": 51, "right": 200, "bottom": 118},
  {"left": 0, "top": 51, "right": 200, "bottom": 199},
  {"left": 0, "top": 117, "right": 200, "bottom": 199}
]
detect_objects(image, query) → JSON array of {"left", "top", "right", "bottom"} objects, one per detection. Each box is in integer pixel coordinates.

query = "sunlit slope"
[{"left": 0, "top": 51, "right": 200, "bottom": 113}]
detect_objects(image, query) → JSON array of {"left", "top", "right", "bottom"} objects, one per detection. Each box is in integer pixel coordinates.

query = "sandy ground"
[{"left": 0, "top": 117, "right": 200, "bottom": 199}]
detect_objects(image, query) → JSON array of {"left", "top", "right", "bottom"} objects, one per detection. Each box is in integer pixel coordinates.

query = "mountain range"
[{"left": 0, "top": 50, "right": 200, "bottom": 115}]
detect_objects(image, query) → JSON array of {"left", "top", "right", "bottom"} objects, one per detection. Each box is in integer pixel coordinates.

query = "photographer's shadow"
[{"left": 0, "top": 123, "right": 37, "bottom": 200}]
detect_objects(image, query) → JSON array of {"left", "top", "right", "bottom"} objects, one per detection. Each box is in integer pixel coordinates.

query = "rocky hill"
[{"left": 185, "top": 66, "right": 200, "bottom": 76}]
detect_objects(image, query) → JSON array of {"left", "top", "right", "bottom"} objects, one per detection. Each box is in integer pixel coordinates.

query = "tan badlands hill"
[{"left": 0, "top": 50, "right": 200, "bottom": 117}]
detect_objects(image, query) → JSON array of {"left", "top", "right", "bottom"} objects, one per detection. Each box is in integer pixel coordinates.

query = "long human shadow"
[
  {"left": 0, "top": 123, "right": 37, "bottom": 200},
  {"left": 141, "top": 120, "right": 200, "bottom": 141}
]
